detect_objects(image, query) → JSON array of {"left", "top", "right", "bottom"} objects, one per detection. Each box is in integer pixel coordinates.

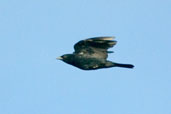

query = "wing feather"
[{"left": 74, "top": 36, "right": 117, "bottom": 59}]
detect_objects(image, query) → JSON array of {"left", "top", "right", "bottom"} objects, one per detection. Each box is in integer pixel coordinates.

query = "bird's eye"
[{"left": 63, "top": 55, "right": 67, "bottom": 58}]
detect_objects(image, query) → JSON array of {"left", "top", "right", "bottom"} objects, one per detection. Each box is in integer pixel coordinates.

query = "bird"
[{"left": 57, "top": 36, "right": 134, "bottom": 70}]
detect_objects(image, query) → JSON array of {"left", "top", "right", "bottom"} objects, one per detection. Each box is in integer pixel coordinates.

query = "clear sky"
[{"left": 0, "top": 0, "right": 171, "bottom": 114}]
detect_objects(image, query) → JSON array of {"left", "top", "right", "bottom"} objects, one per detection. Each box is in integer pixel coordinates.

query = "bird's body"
[
  {"left": 57, "top": 37, "right": 134, "bottom": 70},
  {"left": 59, "top": 54, "right": 106, "bottom": 70}
]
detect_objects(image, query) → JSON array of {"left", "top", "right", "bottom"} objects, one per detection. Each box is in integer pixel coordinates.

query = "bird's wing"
[{"left": 74, "top": 36, "right": 117, "bottom": 59}]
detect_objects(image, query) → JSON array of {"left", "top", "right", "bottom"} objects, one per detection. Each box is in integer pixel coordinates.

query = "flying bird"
[{"left": 57, "top": 36, "right": 134, "bottom": 70}]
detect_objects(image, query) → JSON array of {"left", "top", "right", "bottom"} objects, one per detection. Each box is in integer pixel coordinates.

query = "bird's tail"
[{"left": 114, "top": 63, "right": 134, "bottom": 68}]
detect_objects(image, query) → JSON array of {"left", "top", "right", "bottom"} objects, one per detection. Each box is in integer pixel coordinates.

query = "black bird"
[{"left": 57, "top": 36, "right": 134, "bottom": 70}]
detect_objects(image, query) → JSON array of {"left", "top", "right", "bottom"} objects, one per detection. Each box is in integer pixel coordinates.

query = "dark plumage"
[{"left": 57, "top": 36, "right": 134, "bottom": 70}]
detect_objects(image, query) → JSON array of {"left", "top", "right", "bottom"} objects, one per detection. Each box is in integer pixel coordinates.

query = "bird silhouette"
[{"left": 57, "top": 36, "right": 134, "bottom": 70}]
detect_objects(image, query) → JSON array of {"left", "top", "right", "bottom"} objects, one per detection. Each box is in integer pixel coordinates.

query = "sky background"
[{"left": 0, "top": 0, "right": 171, "bottom": 114}]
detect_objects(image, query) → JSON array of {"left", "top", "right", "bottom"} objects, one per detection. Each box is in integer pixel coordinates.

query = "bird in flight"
[{"left": 57, "top": 36, "right": 134, "bottom": 70}]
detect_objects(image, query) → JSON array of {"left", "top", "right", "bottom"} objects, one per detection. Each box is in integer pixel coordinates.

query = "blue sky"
[{"left": 0, "top": 0, "right": 171, "bottom": 114}]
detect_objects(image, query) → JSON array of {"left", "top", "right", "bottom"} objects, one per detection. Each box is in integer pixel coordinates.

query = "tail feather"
[{"left": 114, "top": 63, "right": 134, "bottom": 68}]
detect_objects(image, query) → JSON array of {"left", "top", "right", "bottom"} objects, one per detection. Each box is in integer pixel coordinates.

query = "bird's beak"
[{"left": 56, "top": 56, "right": 63, "bottom": 60}]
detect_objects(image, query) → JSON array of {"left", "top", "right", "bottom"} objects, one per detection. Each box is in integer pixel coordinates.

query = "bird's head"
[{"left": 56, "top": 54, "right": 74, "bottom": 64}]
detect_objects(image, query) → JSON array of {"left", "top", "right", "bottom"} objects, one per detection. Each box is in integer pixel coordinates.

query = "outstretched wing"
[{"left": 74, "top": 36, "right": 117, "bottom": 59}]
